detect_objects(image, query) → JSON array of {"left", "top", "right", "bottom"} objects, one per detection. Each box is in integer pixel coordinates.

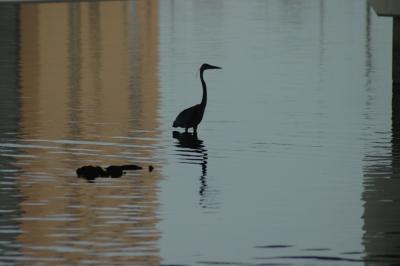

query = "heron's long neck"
[{"left": 200, "top": 70, "right": 207, "bottom": 108}]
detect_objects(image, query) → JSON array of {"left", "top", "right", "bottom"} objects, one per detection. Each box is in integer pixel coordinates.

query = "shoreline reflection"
[
  {"left": 362, "top": 87, "right": 400, "bottom": 264},
  {"left": 8, "top": 1, "right": 162, "bottom": 265},
  {"left": 362, "top": 3, "right": 400, "bottom": 264},
  {"left": 362, "top": 28, "right": 400, "bottom": 266}
]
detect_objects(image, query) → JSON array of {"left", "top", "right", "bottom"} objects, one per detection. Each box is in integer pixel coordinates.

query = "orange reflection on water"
[{"left": 17, "top": 1, "right": 161, "bottom": 265}]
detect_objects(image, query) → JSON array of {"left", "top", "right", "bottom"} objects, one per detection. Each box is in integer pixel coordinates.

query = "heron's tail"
[{"left": 172, "top": 120, "right": 178, "bottom": 127}]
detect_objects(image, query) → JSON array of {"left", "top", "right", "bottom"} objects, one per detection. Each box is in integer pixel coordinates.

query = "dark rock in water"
[
  {"left": 105, "top": 165, "right": 125, "bottom": 178},
  {"left": 76, "top": 164, "right": 146, "bottom": 180},
  {"left": 105, "top": 165, "right": 143, "bottom": 178},
  {"left": 148, "top": 165, "right": 154, "bottom": 172},
  {"left": 121, "top": 164, "right": 142, "bottom": 170},
  {"left": 76, "top": 165, "right": 107, "bottom": 180}
]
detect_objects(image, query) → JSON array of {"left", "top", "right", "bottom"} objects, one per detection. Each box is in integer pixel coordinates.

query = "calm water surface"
[{"left": 0, "top": 0, "right": 398, "bottom": 265}]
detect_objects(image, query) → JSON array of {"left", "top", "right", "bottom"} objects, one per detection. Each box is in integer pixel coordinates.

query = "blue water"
[{"left": 0, "top": 0, "right": 398, "bottom": 265}]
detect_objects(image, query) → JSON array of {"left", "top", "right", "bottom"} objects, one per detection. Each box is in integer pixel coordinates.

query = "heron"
[{"left": 173, "top": 63, "right": 222, "bottom": 133}]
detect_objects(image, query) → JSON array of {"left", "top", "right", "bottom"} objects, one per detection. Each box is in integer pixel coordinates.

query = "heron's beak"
[{"left": 210, "top": 65, "right": 222, "bottom": 70}]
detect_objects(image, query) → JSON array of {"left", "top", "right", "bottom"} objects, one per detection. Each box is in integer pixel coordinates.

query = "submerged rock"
[
  {"left": 76, "top": 165, "right": 107, "bottom": 180},
  {"left": 104, "top": 166, "right": 125, "bottom": 178},
  {"left": 76, "top": 164, "right": 152, "bottom": 180},
  {"left": 121, "top": 164, "right": 143, "bottom": 170}
]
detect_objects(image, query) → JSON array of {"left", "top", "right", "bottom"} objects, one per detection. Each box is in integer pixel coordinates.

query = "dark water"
[{"left": 0, "top": 0, "right": 399, "bottom": 265}]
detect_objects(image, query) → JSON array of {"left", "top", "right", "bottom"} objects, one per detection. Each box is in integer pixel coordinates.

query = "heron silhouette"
[{"left": 173, "top": 63, "right": 222, "bottom": 133}]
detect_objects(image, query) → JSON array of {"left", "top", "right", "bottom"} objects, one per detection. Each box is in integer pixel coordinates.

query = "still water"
[{"left": 0, "top": 0, "right": 398, "bottom": 265}]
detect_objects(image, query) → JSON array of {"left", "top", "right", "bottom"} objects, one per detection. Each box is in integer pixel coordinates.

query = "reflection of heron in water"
[
  {"left": 173, "top": 63, "right": 222, "bottom": 133},
  {"left": 173, "top": 131, "right": 211, "bottom": 208}
]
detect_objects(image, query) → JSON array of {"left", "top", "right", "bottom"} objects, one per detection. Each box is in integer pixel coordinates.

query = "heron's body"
[
  {"left": 173, "top": 103, "right": 205, "bottom": 132},
  {"left": 173, "top": 63, "right": 221, "bottom": 133}
]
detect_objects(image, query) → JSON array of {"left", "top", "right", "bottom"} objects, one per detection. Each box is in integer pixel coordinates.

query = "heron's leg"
[
  {"left": 185, "top": 128, "right": 188, "bottom": 133},
  {"left": 193, "top": 126, "right": 197, "bottom": 133}
]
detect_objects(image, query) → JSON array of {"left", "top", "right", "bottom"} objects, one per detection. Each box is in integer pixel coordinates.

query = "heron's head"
[{"left": 201, "top": 63, "right": 222, "bottom": 72}]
